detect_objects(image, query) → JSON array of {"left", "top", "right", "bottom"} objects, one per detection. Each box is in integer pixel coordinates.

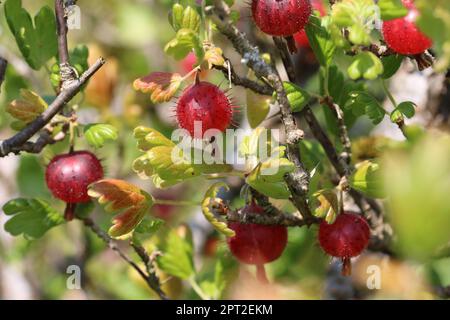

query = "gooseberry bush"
[{"left": 0, "top": 0, "right": 449, "bottom": 300}]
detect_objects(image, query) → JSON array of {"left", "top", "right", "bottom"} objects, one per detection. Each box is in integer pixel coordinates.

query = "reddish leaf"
[
  {"left": 133, "top": 72, "right": 182, "bottom": 103},
  {"left": 88, "top": 179, "right": 154, "bottom": 237}
]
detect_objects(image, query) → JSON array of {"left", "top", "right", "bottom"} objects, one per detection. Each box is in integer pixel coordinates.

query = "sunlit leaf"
[
  {"left": 133, "top": 126, "right": 175, "bottom": 151},
  {"left": 378, "top": 0, "right": 408, "bottom": 21},
  {"left": 158, "top": 228, "right": 195, "bottom": 279},
  {"left": 4, "top": 0, "right": 57, "bottom": 70},
  {"left": 305, "top": 15, "right": 335, "bottom": 66},
  {"left": 349, "top": 160, "right": 385, "bottom": 198},
  {"left": 345, "top": 91, "right": 386, "bottom": 124},
  {"left": 133, "top": 72, "right": 182, "bottom": 103},
  {"left": 131, "top": 217, "right": 164, "bottom": 246},
  {"left": 201, "top": 182, "right": 235, "bottom": 237},
  {"left": 347, "top": 52, "right": 384, "bottom": 80},
  {"left": 84, "top": 123, "right": 118, "bottom": 148},
  {"left": 312, "top": 189, "right": 339, "bottom": 224},
  {"left": 88, "top": 179, "right": 154, "bottom": 238},
  {"left": 6, "top": 89, "right": 47, "bottom": 123},
  {"left": 283, "top": 82, "right": 311, "bottom": 113}
]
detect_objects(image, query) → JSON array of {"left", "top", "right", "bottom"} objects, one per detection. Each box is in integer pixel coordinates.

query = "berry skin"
[
  {"left": 251, "top": 0, "right": 312, "bottom": 37},
  {"left": 294, "top": 0, "right": 326, "bottom": 48},
  {"left": 45, "top": 151, "right": 104, "bottom": 204},
  {"left": 227, "top": 203, "right": 288, "bottom": 265},
  {"left": 318, "top": 212, "right": 370, "bottom": 275},
  {"left": 176, "top": 81, "right": 233, "bottom": 138},
  {"left": 382, "top": 0, "right": 432, "bottom": 55}
]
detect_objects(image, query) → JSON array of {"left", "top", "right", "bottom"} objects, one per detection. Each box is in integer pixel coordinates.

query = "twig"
[
  {"left": 9, "top": 126, "right": 67, "bottom": 155},
  {"left": 208, "top": 0, "right": 314, "bottom": 223},
  {"left": 273, "top": 37, "right": 296, "bottom": 81},
  {"left": 81, "top": 217, "right": 168, "bottom": 300},
  {"left": 131, "top": 243, "right": 168, "bottom": 300},
  {"left": 322, "top": 97, "right": 352, "bottom": 167},
  {"left": 0, "top": 58, "right": 105, "bottom": 157},
  {"left": 227, "top": 208, "right": 317, "bottom": 227},
  {"left": 0, "top": 57, "right": 7, "bottom": 92},
  {"left": 271, "top": 22, "right": 393, "bottom": 252},
  {"left": 55, "top": 0, "right": 78, "bottom": 90},
  {"left": 55, "top": 0, "right": 69, "bottom": 66},
  {"left": 213, "top": 63, "right": 273, "bottom": 96}
]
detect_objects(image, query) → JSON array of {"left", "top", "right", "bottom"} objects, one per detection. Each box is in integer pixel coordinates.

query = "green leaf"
[
  {"left": 305, "top": 15, "right": 336, "bottom": 66},
  {"left": 396, "top": 101, "right": 416, "bottom": 119},
  {"left": 3, "top": 198, "right": 64, "bottom": 239},
  {"left": 283, "top": 82, "right": 311, "bottom": 112},
  {"left": 69, "top": 45, "right": 90, "bottom": 75},
  {"left": 349, "top": 160, "right": 385, "bottom": 198},
  {"left": 16, "top": 154, "right": 50, "bottom": 198},
  {"left": 131, "top": 217, "right": 164, "bottom": 246},
  {"left": 133, "top": 126, "right": 175, "bottom": 151},
  {"left": 299, "top": 140, "right": 326, "bottom": 172},
  {"left": 199, "top": 260, "right": 226, "bottom": 299},
  {"left": 158, "top": 229, "right": 195, "bottom": 279},
  {"left": 6, "top": 89, "right": 48, "bottom": 123},
  {"left": 381, "top": 55, "right": 404, "bottom": 79},
  {"left": 345, "top": 91, "right": 386, "bottom": 124},
  {"left": 331, "top": 0, "right": 378, "bottom": 46},
  {"left": 84, "top": 123, "right": 119, "bottom": 148},
  {"left": 169, "top": 4, "right": 200, "bottom": 33},
  {"left": 4, "top": 0, "right": 57, "bottom": 70},
  {"left": 378, "top": 0, "right": 408, "bottom": 21},
  {"left": 390, "top": 101, "right": 416, "bottom": 123},
  {"left": 246, "top": 90, "right": 271, "bottom": 128},
  {"left": 246, "top": 162, "right": 292, "bottom": 199},
  {"left": 347, "top": 52, "right": 384, "bottom": 80},
  {"left": 169, "top": 3, "right": 184, "bottom": 31},
  {"left": 201, "top": 183, "right": 235, "bottom": 237},
  {"left": 312, "top": 189, "right": 339, "bottom": 224},
  {"left": 181, "top": 6, "right": 201, "bottom": 33},
  {"left": 164, "top": 28, "right": 203, "bottom": 61}
]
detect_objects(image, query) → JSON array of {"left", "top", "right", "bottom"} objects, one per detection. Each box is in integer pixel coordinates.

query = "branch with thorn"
[
  {"left": 0, "top": 0, "right": 105, "bottom": 157},
  {"left": 208, "top": 0, "right": 392, "bottom": 252},
  {"left": 82, "top": 217, "right": 168, "bottom": 300},
  {"left": 208, "top": 0, "right": 314, "bottom": 224}
]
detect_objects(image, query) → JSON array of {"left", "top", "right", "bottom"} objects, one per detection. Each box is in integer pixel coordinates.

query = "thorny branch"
[
  {"left": 0, "top": 1, "right": 105, "bottom": 157},
  {"left": 214, "top": 61, "right": 273, "bottom": 96},
  {"left": 274, "top": 34, "right": 392, "bottom": 253},
  {"left": 227, "top": 207, "right": 313, "bottom": 228},
  {"left": 208, "top": 0, "right": 315, "bottom": 224},
  {"left": 131, "top": 243, "right": 168, "bottom": 300},
  {"left": 0, "top": 58, "right": 105, "bottom": 157},
  {"left": 55, "top": 0, "right": 78, "bottom": 90},
  {"left": 82, "top": 218, "right": 168, "bottom": 300},
  {"left": 208, "top": 0, "right": 392, "bottom": 252}
]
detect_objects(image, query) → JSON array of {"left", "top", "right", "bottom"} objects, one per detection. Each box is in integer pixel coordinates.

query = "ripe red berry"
[
  {"left": 294, "top": 0, "right": 326, "bottom": 48},
  {"left": 318, "top": 212, "right": 370, "bottom": 275},
  {"left": 251, "top": 0, "right": 312, "bottom": 37},
  {"left": 176, "top": 81, "right": 233, "bottom": 138},
  {"left": 227, "top": 203, "right": 288, "bottom": 265},
  {"left": 382, "top": 0, "right": 432, "bottom": 55},
  {"left": 46, "top": 151, "right": 104, "bottom": 204}
]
